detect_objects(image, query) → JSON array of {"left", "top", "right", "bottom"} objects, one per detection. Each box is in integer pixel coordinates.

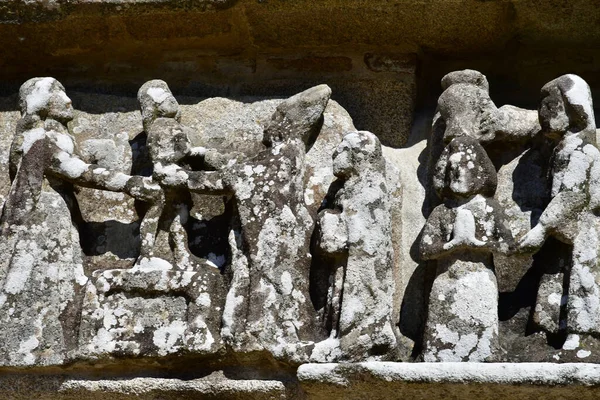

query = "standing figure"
[
  {"left": 0, "top": 78, "right": 155, "bottom": 366},
  {"left": 519, "top": 74, "right": 600, "bottom": 337},
  {"left": 420, "top": 136, "right": 512, "bottom": 362},
  {"left": 312, "top": 131, "right": 398, "bottom": 361},
  {"left": 161, "top": 85, "right": 331, "bottom": 360},
  {"left": 136, "top": 79, "right": 224, "bottom": 273}
]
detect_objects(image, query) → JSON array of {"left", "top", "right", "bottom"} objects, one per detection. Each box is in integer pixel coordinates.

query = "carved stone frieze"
[{"left": 1, "top": 70, "right": 600, "bottom": 370}]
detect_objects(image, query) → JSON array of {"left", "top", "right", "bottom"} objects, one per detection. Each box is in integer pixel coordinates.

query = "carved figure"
[
  {"left": 425, "top": 69, "right": 540, "bottom": 218},
  {"left": 420, "top": 136, "right": 512, "bottom": 362},
  {"left": 78, "top": 80, "right": 227, "bottom": 358},
  {"left": 0, "top": 78, "right": 155, "bottom": 366},
  {"left": 136, "top": 79, "right": 225, "bottom": 271},
  {"left": 437, "top": 69, "right": 539, "bottom": 145},
  {"left": 519, "top": 74, "right": 600, "bottom": 337},
  {"left": 165, "top": 85, "right": 331, "bottom": 360},
  {"left": 311, "top": 131, "right": 398, "bottom": 361}
]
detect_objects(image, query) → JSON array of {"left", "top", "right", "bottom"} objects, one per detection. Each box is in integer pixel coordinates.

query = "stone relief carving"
[
  {"left": 182, "top": 85, "right": 331, "bottom": 361},
  {"left": 420, "top": 136, "right": 512, "bottom": 361},
  {"left": 311, "top": 131, "right": 397, "bottom": 362},
  {"left": 1, "top": 71, "right": 600, "bottom": 366},
  {"left": 519, "top": 75, "right": 600, "bottom": 344},
  {"left": 0, "top": 78, "right": 155, "bottom": 366}
]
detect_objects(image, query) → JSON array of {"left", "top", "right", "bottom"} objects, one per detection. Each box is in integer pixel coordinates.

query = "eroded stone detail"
[
  {"left": 178, "top": 85, "right": 332, "bottom": 361},
  {"left": 0, "top": 78, "right": 156, "bottom": 366},
  {"left": 518, "top": 75, "right": 600, "bottom": 340},
  {"left": 421, "top": 136, "right": 512, "bottom": 362},
  {"left": 2, "top": 70, "right": 600, "bottom": 369},
  {"left": 311, "top": 131, "right": 398, "bottom": 362},
  {"left": 78, "top": 80, "right": 227, "bottom": 359}
]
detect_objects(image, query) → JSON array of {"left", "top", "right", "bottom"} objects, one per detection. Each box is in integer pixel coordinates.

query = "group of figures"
[
  {"left": 421, "top": 70, "right": 600, "bottom": 361},
  {"left": 0, "top": 77, "right": 397, "bottom": 366},
  {"left": 0, "top": 69, "right": 599, "bottom": 367}
]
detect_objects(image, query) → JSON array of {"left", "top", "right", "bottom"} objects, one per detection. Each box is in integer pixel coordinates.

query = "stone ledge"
[
  {"left": 4, "top": 363, "right": 600, "bottom": 399},
  {"left": 298, "top": 363, "right": 600, "bottom": 399},
  {"left": 0, "top": 373, "right": 288, "bottom": 399}
]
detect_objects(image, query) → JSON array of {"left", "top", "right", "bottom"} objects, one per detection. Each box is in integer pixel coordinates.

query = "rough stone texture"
[
  {"left": 6, "top": 363, "right": 600, "bottom": 399},
  {"left": 518, "top": 75, "right": 600, "bottom": 341},
  {"left": 437, "top": 70, "right": 539, "bottom": 145},
  {"left": 0, "top": 80, "right": 374, "bottom": 368},
  {"left": 0, "top": 78, "right": 156, "bottom": 367},
  {"left": 298, "top": 362, "right": 600, "bottom": 400},
  {"left": 420, "top": 70, "right": 600, "bottom": 364},
  {"left": 3, "top": 0, "right": 600, "bottom": 397},
  {"left": 420, "top": 136, "right": 512, "bottom": 362},
  {"left": 2, "top": 0, "right": 600, "bottom": 150},
  {"left": 311, "top": 131, "right": 398, "bottom": 362},
  {"left": 4, "top": 63, "right": 600, "bottom": 396},
  {"left": 78, "top": 267, "right": 224, "bottom": 359},
  {"left": 183, "top": 85, "right": 332, "bottom": 362},
  {"left": 0, "top": 373, "right": 288, "bottom": 400}
]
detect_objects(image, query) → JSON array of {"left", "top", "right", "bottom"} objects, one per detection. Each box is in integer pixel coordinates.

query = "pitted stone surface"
[
  {"left": 3, "top": 69, "right": 600, "bottom": 376},
  {"left": 312, "top": 131, "right": 398, "bottom": 362}
]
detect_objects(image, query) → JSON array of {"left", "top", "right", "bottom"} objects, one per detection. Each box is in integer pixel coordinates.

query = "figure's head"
[
  {"left": 441, "top": 69, "right": 489, "bottom": 92},
  {"left": 263, "top": 84, "right": 331, "bottom": 147},
  {"left": 332, "top": 130, "right": 383, "bottom": 179},
  {"left": 138, "top": 80, "right": 180, "bottom": 129},
  {"left": 19, "top": 77, "right": 73, "bottom": 123},
  {"left": 433, "top": 136, "right": 497, "bottom": 200},
  {"left": 437, "top": 70, "right": 498, "bottom": 144},
  {"left": 539, "top": 74, "right": 595, "bottom": 141}
]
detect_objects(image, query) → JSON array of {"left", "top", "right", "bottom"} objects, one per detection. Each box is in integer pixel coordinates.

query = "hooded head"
[
  {"left": 437, "top": 70, "right": 498, "bottom": 144},
  {"left": 433, "top": 136, "right": 497, "bottom": 200},
  {"left": 262, "top": 84, "right": 331, "bottom": 147},
  {"left": 19, "top": 77, "right": 73, "bottom": 123},
  {"left": 138, "top": 80, "right": 181, "bottom": 130},
  {"left": 539, "top": 74, "right": 596, "bottom": 142},
  {"left": 332, "top": 131, "right": 383, "bottom": 179}
]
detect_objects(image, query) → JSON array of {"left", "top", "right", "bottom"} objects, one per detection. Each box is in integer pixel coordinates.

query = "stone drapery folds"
[{"left": 1, "top": 71, "right": 600, "bottom": 367}]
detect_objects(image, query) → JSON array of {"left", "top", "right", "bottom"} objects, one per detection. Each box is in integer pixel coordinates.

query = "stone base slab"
[{"left": 3, "top": 363, "right": 600, "bottom": 399}]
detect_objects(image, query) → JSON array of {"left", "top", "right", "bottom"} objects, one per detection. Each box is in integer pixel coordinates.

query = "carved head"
[
  {"left": 539, "top": 74, "right": 595, "bottom": 141},
  {"left": 332, "top": 131, "right": 383, "bottom": 179},
  {"left": 137, "top": 80, "right": 181, "bottom": 129},
  {"left": 19, "top": 77, "right": 73, "bottom": 123},
  {"left": 441, "top": 69, "right": 489, "bottom": 92},
  {"left": 433, "top": 136, "right": 497, "bottom": 200},
  {"left": 263, "top": 84, "right": 331, "bottom": 147},
  {"left": 437, "top": 82, "right": 498, "bottom": 144}
]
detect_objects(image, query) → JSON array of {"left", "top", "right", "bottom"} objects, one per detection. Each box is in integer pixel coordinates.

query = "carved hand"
[
  {"left": 517, "top": 224, "right": 546, "bottom": 254},
  {"left": 125, "top": 176, "right": 163, "bottom": 203},
  {"left": 443, "top": 208, "right": 486, "bottom": 250}
]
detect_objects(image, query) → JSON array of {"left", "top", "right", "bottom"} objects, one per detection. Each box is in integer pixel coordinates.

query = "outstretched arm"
[
  {"left": 48, "top": 148, "right": 160, "bottom": 202},
  {"left": 151, "top": 160, "right": 233, "bottom": 195},
  {"left": 187, "top": 169, "right": 232, "bottom": 195},
  {"left": 518, "top": 147, "right": 592, "bottom": 253},
  {"left": 518, "top": 190, "right": 586, "bottom": 252}
]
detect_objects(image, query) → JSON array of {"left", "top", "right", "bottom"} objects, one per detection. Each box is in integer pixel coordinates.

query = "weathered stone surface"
[
  {"left": 421, "top": 136, "right": 512, "bottom": 362},
  {"left": 0, "top": 373, "right": 288, "bottom": 400},
  {"left": 182, "top": 85, "right": 332, "bottom": 362},
  {"left": 518, "top": 75, "right": 600, "bottom": 340},
  {"left": 437, "top": 70, "right": 539, "bottom": 145},
  {"left": 3, "top": 64, "right": 600, "bottom": 400},
  {"left": 5, "top": 0, "right": 600, "bottom": 396},
  {"left": 298, "top": 362, "right": 600, "bottom": 400},
  {"left": 0, "top": 78, "right": 158, "bottom": 366},
  {"left": 311, "top": 131, "right": 398, "bottom": 362},
  {"left": 78, "top": 267, "right": 224, "bottom": 359}
]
